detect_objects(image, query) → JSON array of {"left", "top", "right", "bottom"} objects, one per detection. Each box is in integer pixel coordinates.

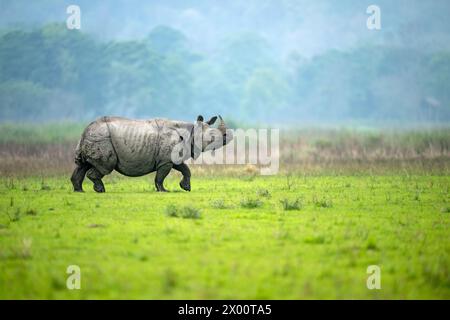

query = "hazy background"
[{"left": 1, "top": 0, "right": 450, "bottom": 126}]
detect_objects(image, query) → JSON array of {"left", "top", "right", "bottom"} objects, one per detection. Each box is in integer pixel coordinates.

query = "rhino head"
[{"left": 192, "top": 115, "right": 233, "bottom": 158}]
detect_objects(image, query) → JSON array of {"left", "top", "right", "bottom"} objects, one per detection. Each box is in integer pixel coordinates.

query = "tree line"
[{"left": 0, "top": 23, "right": 449, "bottom": 124}]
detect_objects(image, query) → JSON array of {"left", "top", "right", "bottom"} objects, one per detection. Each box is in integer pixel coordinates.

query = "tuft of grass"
[
  {"left": 440, "top": 207, "right": 450, "bottom": 213},
  {"left": 40, "top": 183, "right": 51, "bottom": 191},
  {"left": 285, "top": 174, "right": 295, "bottom": 191},
  {"left": 280, "top": 198, "right": 302, "bottom": 211},
  {"left": 313, "top": 196, "right": 333, "bottom": 208},
  {"left": 25, "top": 209, "right": 38, "bottom": 216},
  {"left": 164, "top": 205, "right": 202, "bottom": 219},
  {"left": 366, "top": 237, "right": 378, "bottom": 251},
  {"left": 240, "top": 175, "right": 256, "bottom": 182},
  {"left": 162, "top": 269, "right": 178, "bottom": 294},
  {"left": 5, "top": 179, "right": 16, "bottom": 190},
  {"left": 244, "top": 164, "right": 259, "bottom": 175},
  {"left": 304, "top": 234, "right": 326, "bottom": 244},
  {"left": 164, "top": 204, "right": 179, "bottom": 217},
  {"left": 6, "top": 208, "right": 21, "bottom": 222},
  {"left": 256, "top": 188, "right": 271, "bottom": 198},
  {"left": 211, "top": 199, "right": 228, "bottom": 209},
  {"left": 240, "top": 198, "right": 263, "bottom": 209},
  {"left": 16, "top": 238, "right": 32, "bottom": 259},
  {"left": 181, "top": 206, "right": 202, "bottom": 219},
  {"left": 88, "top": 223, "right": 106, "bottom": 228}
]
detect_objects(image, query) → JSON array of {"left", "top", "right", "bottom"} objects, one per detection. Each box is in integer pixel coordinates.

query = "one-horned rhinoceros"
[{"left": 71, "top": 115, "right": 232, "bottom": 192}]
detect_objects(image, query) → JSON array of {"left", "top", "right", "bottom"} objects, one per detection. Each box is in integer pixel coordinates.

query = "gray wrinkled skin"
[{"left": 71, "top": 115, "right": 232, "bottom": 192}]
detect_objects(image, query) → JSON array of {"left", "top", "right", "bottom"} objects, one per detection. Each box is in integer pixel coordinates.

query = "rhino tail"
[{"left": 74, "top": 139, "right": 85, "bottom": 166}]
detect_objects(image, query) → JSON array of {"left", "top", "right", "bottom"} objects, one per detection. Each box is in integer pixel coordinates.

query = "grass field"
[{"left": 0, "top": 173, "right": 449, "bottom": 299}]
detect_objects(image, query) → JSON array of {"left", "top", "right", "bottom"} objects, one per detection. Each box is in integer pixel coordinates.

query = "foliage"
[
  {"left": 0, "top": 24, "right": 194, "bottom": 121},
  {"left": 0, "top": 23, "right": 449, "bottom": 123}
]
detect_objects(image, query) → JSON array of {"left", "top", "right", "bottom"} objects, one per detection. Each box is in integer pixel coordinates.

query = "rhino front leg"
[
  {"left": 173, "top": 163, "right": 191, "bottom": 191},
  {"left": 86, "top": 167, "right": 106, "bottom": 193},
  {"left": 155, "top": 163, "right": 173, "bottom": 192}
]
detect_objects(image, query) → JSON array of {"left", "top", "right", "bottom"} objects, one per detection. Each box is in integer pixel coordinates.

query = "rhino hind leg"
[
  {"left": 155, "top": 163, "right": 173, "bottom": 192},
  {"left": 71, "top": 163, "right": 91, "bottom": 192},
  {"left": 87, "top": 167, "right": 106, "bottom": 193}
]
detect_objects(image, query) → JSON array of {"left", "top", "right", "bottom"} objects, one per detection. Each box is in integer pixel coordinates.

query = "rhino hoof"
[
  {"left": 94, "top": 185, "right": 105, "bottom": 193},
  {"left": 180, "top": 182, "right": 191, "bottom": 192}
]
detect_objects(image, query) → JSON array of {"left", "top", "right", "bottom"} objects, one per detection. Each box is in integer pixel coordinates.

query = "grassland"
[
  {"left": 0, "top": 173, "right": 449, "bottom": 299},
  {"left": 0, "top": 123, "right": 449, "bottom": 176},
  {"left": 0, "top": 124, "right": 449, "bottom": 299}
]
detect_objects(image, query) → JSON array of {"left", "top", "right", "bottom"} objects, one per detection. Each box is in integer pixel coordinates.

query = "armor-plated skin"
[{"left": 71, "top": 115, "right": 232, "bottom": 192}]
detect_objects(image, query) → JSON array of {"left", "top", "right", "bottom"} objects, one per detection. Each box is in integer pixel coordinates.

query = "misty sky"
[{"left": 2, "top": 0, "right": 450, "bottom": 58}]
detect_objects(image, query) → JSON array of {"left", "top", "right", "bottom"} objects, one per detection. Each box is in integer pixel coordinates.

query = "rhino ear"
[
  {"left": 206, "top": 116, "right": 218, "bottom": 125},
  {"left": 196, "top": 115, "right": 204, "bottom": 122}
]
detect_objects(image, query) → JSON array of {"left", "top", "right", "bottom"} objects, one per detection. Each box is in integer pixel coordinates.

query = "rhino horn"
[{"left": 218, "top": 115, "right": 226, "bottom": 135}]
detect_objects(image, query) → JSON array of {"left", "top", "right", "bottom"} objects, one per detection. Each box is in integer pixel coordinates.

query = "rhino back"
[{"left": 107, "top": 118, "right": 160, "bottom": 176}]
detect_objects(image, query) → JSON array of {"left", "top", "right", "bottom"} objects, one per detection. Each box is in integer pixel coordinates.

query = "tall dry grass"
[{"left": 0, "top": 124, "right": 449, "bottom": 176}]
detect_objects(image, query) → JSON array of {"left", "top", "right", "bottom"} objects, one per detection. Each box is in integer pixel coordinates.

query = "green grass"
[{"left": 0, "top": 174, "right": 449, "bottom": 299}]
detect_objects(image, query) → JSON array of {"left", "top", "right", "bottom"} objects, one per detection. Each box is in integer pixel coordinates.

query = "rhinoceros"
[{"left": 70, "top": 115, "right": 232, "bottom": 192}]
